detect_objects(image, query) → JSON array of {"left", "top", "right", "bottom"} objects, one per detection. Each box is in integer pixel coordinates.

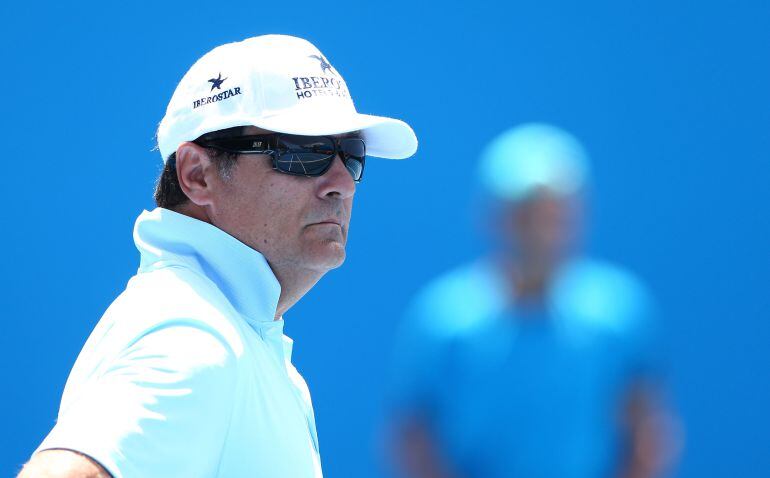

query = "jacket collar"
[{"left": 132, "top": 207, "right": 282, "bottom": 327}]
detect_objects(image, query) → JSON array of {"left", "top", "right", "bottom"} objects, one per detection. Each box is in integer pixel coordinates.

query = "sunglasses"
[{"left": 195, "top": 133, "right": 366, "bottom": 182}]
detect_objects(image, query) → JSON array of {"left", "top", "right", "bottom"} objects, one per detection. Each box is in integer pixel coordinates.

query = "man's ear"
[{"left": 175, "top": 142, "right": 217, "bottom": 207}]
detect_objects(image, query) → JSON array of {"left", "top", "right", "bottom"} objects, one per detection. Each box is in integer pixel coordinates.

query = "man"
[
  {"left": 19, "top": 34, "right": 417, "bottom": 478},
  {"left": 387, "top": 124, "right": 676, "bottom": 478}
]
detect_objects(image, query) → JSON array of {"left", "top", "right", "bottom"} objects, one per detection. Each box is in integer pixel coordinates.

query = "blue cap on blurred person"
[{"left": 478, "top": 123, "right": 590, "bottom": 201}]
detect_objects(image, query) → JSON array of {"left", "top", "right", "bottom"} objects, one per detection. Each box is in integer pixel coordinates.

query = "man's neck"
[
  {"left": 499, "top": 255, "right": 558, "bottom": 306},
  {"left": 172, "top": 202, "right": 209, "bottom": 223},
  {"left": 270, "top": 264, "right": 325, "bottom": 320}
]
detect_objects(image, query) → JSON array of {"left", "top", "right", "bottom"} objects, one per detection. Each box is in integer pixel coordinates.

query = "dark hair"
[
  {"left": 153, "top": 149, "right": 239, "bottom": 209},
  {"left": 154, "top": 126, "right": 248, "bottom": 208}
]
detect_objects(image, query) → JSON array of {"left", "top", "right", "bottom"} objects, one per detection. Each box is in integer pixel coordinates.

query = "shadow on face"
[{"left": 497, "top": 187, "right": 585, "bottom": 265}]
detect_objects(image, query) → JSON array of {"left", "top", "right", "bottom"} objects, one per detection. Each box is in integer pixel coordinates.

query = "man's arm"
[
  {"left": 390, "top": 415, "right": 458, "bottom": 478},
  {"left": 18, "top": 449, "right": 112, "bottom": 478},
  {"left": 618, "top": 383, "right": 682, "bottom": 478}
]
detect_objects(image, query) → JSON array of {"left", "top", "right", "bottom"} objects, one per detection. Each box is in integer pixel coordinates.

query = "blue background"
[{"left": 1, "top": 1, "right": 768, "bottom": 476}]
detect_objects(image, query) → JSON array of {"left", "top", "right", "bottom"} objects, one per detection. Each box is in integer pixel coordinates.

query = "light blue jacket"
[{"left": 34, "top": 208, "right": 322, "bottom": 478}]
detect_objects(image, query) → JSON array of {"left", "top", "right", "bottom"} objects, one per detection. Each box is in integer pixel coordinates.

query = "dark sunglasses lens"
[
  {"left": 340, "top": 138, "right": 366, "bottom": 181},
  {"left": 275, "top": 135, "right": 335, "bottom": 175},
  {"left": 343, "top": 158, "right": 363, "bottom": 181},
  {"left": 340, "top": 138, "right": 366, "bottom": 159}
]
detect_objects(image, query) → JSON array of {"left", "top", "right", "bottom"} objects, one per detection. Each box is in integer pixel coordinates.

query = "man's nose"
[{"left": 316, "top": 154, "right": 356, "bottom": 199}]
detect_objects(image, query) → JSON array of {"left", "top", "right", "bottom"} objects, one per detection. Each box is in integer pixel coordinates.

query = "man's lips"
[{"left": 308, "top": 220, "right": 342, "bottom": 227}]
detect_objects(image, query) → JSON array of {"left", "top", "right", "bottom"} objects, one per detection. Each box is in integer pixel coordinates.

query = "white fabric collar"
[{"left": 132, "top": 207, "right": 282, "bottom": 327}]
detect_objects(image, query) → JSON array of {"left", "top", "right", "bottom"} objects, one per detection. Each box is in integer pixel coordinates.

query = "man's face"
[
  {"left": 206, "top": 127, "right": 356, "bottom": 275},
  {"left": 499, "top": 188, "right": 584, "bottom": 264}
]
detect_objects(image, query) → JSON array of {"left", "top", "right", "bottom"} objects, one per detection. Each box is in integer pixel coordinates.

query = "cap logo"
[
  {"left": 308, "top": 55, "right": 335, "bottom": 76},
  {"left": 292, "top": 53, "right": 349, "bottom": 101},
  {"left": 208, "top": 72, "right": 227, "bottom": 91},
  {"left": 192, "top": 72, "right": 242, "bottom": 109}
]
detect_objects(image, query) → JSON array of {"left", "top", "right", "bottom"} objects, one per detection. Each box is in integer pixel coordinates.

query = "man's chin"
[{"left": 305, "top": 241, "right": 347, "bottom": 271}]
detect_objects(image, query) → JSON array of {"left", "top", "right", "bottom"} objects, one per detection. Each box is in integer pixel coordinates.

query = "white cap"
[
  {"left": 478, "top": 123, "right": 590, "bottom": 201},
  {"left": 157, "top": 35, "right": 418, "bottom": 162}
]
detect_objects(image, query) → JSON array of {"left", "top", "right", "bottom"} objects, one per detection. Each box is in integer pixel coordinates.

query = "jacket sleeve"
[{"left": 33, "top": 319, "right": 239, "bottom": 478}]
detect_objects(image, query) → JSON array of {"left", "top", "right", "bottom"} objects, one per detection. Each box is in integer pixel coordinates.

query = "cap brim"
[{"left": 247, "top": 111, "right": 417, "bottom": 159}]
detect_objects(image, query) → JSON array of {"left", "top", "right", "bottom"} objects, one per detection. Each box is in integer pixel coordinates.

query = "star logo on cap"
[
  {"left": 308, "top": 55, "right": 335, "bottom": 76},
  {"left": 208, "top": 73, "right": 227, "bottom": 91}
]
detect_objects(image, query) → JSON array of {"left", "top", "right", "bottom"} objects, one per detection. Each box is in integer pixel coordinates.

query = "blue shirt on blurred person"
[{"left": 388, "top": 124, "right": 672, "bottom": 478}]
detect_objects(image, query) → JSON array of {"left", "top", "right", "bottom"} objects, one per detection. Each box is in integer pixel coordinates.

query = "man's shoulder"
[
  {"left": 405, "top": 259, "right": 505, "bottom": 339},
  {"left": 51, "top": 265, "right": 249, "bottom": 422},
  {"left": 552, "top": 256, "right": 656, "bottom": 337},
  {"left": 97, "top": 265, "right": 247, "bottom": 356}
]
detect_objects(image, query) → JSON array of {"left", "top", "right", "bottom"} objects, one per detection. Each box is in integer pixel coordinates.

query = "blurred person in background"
[{"left": 386, "top": 124, "right": 678, "bottom": 478}]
